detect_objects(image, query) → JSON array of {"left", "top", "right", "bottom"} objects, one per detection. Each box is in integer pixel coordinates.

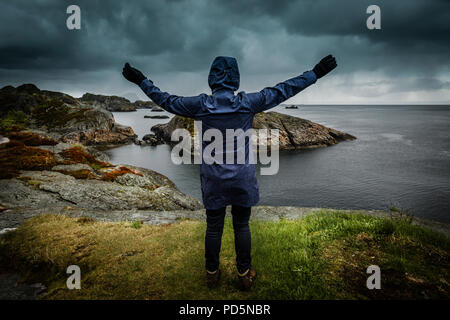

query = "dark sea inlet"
[{"left": 108, "top": 105, "right": 450, "bottom": 223}]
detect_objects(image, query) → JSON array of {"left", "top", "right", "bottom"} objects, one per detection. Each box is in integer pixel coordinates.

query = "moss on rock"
[
  {"left": 60, "top": 146, "right": 111, "bottom": 168},
  {"left": 0, "top": 140, "right": 57, "bottom": 179}
]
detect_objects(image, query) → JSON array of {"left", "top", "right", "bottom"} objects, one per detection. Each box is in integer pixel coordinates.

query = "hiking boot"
[
  {"left": 206, "top": 269, "right": 221, "bottom": 288},
  {"left": 237, "top": 267, "right": 257, "bottom": 291}
]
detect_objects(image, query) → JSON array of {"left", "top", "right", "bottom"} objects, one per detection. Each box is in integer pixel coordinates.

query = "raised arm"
[
  {"left": 139, "top": 79, "right": 205, "bottom": 117},
  {"left": 122, "top": 63, "right": 204, "bottom": 118},
  {"left": 247, "top": 55, "right": 337, "bottom": 113}
]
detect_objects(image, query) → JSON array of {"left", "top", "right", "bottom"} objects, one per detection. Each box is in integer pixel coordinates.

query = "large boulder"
[{"left": 150, "top": 111, "right": 356, "bottom": 150}]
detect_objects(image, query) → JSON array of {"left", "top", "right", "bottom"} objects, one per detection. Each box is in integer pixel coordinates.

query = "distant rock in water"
[
  {"left": 0, "top": 84, "right": 136, "bottom": 146},
  {"left": 80, "top": 93, "right": 136, "bottom": 112},
  {"left": 134, "top": 100, "right": 157, "bottom": 109},
  {"left": 140, "top": 133, "right": 162, "bottom": 146},
  {"left": 151, "top": 106, "right": 164, "bottom": 112},
  {"left": 144, "top": 115, "right": 170, "bottom": 119},
  {"left": 151, "top": 111, "right": 356, "bottom": 150}
]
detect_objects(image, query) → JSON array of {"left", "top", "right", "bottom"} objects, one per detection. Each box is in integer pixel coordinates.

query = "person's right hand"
[
  {"left": 312, "top": 55, "right": 337, "bottom": 79},
  {"left": 122, "top": 63, "right": 146, "bottom": 85}
]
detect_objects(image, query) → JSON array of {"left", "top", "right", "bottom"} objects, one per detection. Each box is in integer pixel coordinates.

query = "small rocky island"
[{"left": 149, "top": 111, "right": 356, "bottom": 149}]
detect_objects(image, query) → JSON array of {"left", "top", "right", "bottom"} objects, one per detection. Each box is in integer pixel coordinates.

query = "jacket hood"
[{"left": 208, "top": 56, "right": 240, "bottom": 93}]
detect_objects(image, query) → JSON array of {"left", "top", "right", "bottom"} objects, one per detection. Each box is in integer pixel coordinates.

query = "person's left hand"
[{"left": 122, "top": 63, "right": 146, "bottom": 85}]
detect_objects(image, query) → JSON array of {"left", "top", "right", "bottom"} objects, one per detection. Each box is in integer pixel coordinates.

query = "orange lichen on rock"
[
  {"left": 6, "top": 131, "right": 58, "bottom": 146},
  {"left": 60, "top": 146, "right": 111, "bottom": 168},
  {"left": 54, "top": 169, "right": 97, "bottom": 180},
  {"left": 101, "top": 166, "right": 143, "bottom": 182},
  {"left": 0, "top": 140, "right": 57, "bottom": 179}
]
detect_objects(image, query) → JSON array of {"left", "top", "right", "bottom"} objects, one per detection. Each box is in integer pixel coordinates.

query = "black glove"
[
  {"left": 312, "top": 55, "right": 337, "bottom": 79},
  {"left": 122, "top": 62, "right": 146, "bottom": 85}
]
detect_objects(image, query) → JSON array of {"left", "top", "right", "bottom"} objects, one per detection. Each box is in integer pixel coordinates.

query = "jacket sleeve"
[
  {"left": 139, "top": 79, "right": 205, "bottom": 118},
  {"left": 246, "top": 70, "right": 317, "bottom": 113}
]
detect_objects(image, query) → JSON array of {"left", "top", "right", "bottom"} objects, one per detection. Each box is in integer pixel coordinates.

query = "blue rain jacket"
[{"left": 140, "top": 56, "right": 317, "bottom": 209}]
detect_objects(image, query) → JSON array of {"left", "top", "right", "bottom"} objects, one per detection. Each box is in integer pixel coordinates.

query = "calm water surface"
[{"left": 108, "top": 106, "right": 450, "bottom": 223}]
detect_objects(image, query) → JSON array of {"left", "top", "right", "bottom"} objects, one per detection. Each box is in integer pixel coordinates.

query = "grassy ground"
[{"left": 0, "top": 210, "right": 448, "bottom": 299}]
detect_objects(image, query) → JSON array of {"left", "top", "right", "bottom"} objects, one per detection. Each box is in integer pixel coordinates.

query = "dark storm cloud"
[{"left": 0, "top": 0, "right": 449, "bottom": 103}]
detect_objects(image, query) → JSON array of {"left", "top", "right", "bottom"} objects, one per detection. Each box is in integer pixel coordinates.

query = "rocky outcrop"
[
  {"left": 80, "top": 93, "right": 136, "bottom": 112},
  {"left": 0, "top": 140, "right": 202, "bottom": 213},
  {"left": 0, "top": 84, "right": 136, "bottom": 145},
  {"left": 151, "top": 116, "right": 195, "bottom": 146},
  {"left": 141, "top": 134, "right": 162, "bottom": 146},
  {"left": 150, "top": 111, "right": 356, "bottom": 150},
  {"left": 0, "top": 169, "right": 201, "bottom": 211},
  {"left": 253, "top": 111, "right": 356, "bottom": 149},
  {"left": 78, "top": 97, "right": 159, "bottom": 111},
  {"left": 0, "top": 84, "right": 79, "bottom": 116}
]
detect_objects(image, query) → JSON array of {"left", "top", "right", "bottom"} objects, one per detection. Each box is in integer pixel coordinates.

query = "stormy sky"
[{"left": 0, "top": 0, "right": 449, "bottom": 104}]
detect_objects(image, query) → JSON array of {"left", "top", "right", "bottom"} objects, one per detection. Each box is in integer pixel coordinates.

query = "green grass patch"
[
  {"left": 0, "top": 211, "right": 448, "bottom": 299},
  {"left": 130, "top": 221, "right": 143, "bottom": 229}
]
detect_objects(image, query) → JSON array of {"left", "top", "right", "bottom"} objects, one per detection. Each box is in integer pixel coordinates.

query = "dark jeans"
[{"left": 205, "top": 206, "right": 251, "bottom": 273}]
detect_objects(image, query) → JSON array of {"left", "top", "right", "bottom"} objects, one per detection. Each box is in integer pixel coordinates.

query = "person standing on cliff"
[{"left": 122, "top": 55, "right": 337, "bottom": 290}]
